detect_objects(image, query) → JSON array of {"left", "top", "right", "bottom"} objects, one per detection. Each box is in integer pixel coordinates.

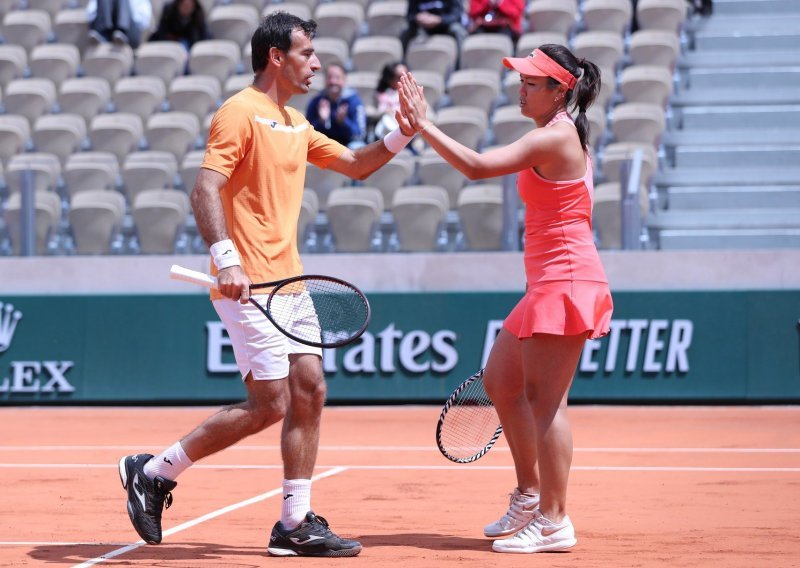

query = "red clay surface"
[{"left": 1, "top": 405, "right": 799, "bottom": 567}]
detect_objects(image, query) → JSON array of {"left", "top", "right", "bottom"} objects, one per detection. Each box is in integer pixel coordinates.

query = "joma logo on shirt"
[{"left": 254, "top": 116, "right": 309, "bottom": 133}]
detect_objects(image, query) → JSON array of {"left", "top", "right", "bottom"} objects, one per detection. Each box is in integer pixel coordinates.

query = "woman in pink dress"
[{"left": 398, "top": 44, "right": 612, "bottom": 553}]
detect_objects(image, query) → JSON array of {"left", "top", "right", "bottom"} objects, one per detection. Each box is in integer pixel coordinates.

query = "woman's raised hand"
[{"left": 398, "top": 72, "right": 430, "bottom": 133}]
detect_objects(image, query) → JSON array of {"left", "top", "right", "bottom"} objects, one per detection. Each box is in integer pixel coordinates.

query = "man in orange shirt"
[{"left": 118, "top": 12, "right": 418, "bottom": 557}]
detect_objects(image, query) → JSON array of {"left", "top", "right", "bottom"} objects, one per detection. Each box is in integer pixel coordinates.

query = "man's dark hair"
[{"left": 251, "top": 12, "right": 317, "bottom": 74}]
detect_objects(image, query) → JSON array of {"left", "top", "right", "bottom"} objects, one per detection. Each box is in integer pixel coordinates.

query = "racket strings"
[
  {"left": 439, "top": 376, "right": 502, "bottom": 461},
  {"left": 268, "top": 279, "right": 369, "bottom": 347}
]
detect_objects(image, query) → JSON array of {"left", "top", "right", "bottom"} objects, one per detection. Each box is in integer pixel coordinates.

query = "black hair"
[
  {"left": 251, "top": 11, "right": 317, "bottom": 74},
  {"left": 376, "top": 61, "right": 404, "bottom": 93},
  {"left": 538, "top": 43, "right": 602, "bottom": 151}
]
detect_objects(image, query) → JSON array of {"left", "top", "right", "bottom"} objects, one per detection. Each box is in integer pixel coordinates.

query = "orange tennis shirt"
[{"left": 201, "top": 86, "right": 346, "bottom": 300}]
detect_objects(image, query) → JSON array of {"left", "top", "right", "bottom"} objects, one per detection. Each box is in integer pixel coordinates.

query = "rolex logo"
[{"left": 0, "top": 302, "right": 22, "bottom": 353}]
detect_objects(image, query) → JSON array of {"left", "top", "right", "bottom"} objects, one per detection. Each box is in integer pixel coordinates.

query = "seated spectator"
[
  {"left": 149, "top": 0, "right": 211, "bottom": 52},
  {"left": 399, "top": 0, "right": 468, "bottom": 55},
  {"left": 468, "top": 0, "right": 524, "bottom": 44},
  {"left": 373, "top": 61, "right": 407, "bottom": 139},
  {"left": 86, "top": 0, "right": 152, "bottom": 49},
  {"left": 306, "top": 63, "right": 367, "bottom": 149}
]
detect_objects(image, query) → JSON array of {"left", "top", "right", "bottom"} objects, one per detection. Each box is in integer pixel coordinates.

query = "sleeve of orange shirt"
[
  {"left": 201, "top": 99, "right": 253, "bottom": 178},
  {"left": 306, "top": 125, "right": 347, "bottom": 169}
]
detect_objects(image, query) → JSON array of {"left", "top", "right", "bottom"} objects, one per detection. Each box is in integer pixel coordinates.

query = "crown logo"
[{"left": 0, "top": 302, "right": 22, "bottom": 353}]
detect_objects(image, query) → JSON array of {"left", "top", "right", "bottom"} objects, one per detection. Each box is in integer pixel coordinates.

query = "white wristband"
[
  {"left": 383, "top": 127, "right": 415, "bottom": 154},
  {"left": 210, "top": 239, "right": 241, "bottom": 270}
]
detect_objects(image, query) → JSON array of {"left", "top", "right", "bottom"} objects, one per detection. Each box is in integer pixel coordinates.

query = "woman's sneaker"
[
  {"left": 267, "top": 511, "right": 362, "bottom": 557},
  {"left": 118, "top": 454, "right": 177, "bottom": 544},
  {"left": 483, "top": 488, "right": 540, "bottom": 537},
  {"left": 492, "top": 510, "right": 577, "bottom": 553}
]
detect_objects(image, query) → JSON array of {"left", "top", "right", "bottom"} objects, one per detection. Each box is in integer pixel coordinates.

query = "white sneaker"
[
  {"left": 483, "top": 488, "right": 540, "bottom": 537},
  {"left": 492, "top": 510, "right": 577, "bottom": 553}
]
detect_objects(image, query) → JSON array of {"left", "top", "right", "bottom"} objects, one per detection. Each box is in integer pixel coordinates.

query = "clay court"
[{"left": 2, "top": 405, "right": 799, "bottom": 567}]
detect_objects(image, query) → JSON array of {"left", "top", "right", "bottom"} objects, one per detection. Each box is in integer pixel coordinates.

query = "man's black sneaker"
[
  {"left": 118, "top": 453, "right": 177, "bottom": 544},
  {"left": 267, "top": 511, "right": 362, "bottom": 557}
]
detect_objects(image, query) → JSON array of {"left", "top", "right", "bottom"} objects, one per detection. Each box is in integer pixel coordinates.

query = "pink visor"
[{"left": 503, "top": 49, "right": 577, "bottom": 90}]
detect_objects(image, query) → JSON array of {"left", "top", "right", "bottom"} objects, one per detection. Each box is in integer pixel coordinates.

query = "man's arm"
[
  {"left": 325, "top": 115, "right": 415, "bottom": 180},
  {"left": 190, "top": 167, "right": 251, "bottom": 302}
]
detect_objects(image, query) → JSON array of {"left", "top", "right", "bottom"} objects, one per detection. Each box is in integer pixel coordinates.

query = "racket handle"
[{"left": 169, "top": 264, "right": 218, "bottom": 289}]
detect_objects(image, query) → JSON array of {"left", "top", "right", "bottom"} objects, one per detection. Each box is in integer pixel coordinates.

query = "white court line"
[
  {"left": 0, "top": 463, "right": 798, "bottom": 473},
  {"left": 1, "top": 445, "right": 799, "bottom": 453},
  {"left": 71, "top": 466, "right": 348, "bottom": 568},
  {"left": 0, "top": 542, "right": 129, "bottom": 547}
]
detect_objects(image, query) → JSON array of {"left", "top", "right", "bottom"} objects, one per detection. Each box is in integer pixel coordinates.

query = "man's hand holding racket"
[{"left": 216, "top": 265, "right": 252, "bottom": 304}]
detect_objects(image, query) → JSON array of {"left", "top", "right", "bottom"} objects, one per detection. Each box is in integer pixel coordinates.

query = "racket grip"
[{"left": 169, "top": 264, "right": 218, "bottom": 289}]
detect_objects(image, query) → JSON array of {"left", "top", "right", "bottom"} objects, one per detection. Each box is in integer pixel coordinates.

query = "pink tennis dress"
[{"left": 504, "top": 112, "right": 613, "bottom": 340}]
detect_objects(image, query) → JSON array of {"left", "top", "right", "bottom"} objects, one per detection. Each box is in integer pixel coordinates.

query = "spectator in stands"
[
  {"left": 373, "top": 61, "right": 407, "bottom": 138},
  {"left": 86, "top": 0, "right": 152, "bottom": 48},
  {"left": 399, "top": 0, "right": 468, "bottom": 56},
  {"left": 306, "top": 63, "right": 367, "bottom": 148},
  {"left": 150, "top": 0, "right": 211, "bottom": 52},
  {"left": 468, "top": 0, "right": 524, "bottom": 45}
]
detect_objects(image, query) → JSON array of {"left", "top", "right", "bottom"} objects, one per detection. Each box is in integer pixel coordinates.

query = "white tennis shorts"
[{"left": 213, "top": 294, "right": 322, "bottom": 381}]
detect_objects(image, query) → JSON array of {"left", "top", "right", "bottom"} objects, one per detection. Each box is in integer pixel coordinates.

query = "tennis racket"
[
  {"left": 436, "top": 368, "right": 503, "bottom": 463},
  {"left": 169, "top": 264, "right": 371, "bottom": 349}
]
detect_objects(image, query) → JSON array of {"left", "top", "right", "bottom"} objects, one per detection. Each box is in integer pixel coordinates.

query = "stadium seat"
[
  {"left": 351, "top": 35, "right": 403, "bottom": 73},
  {"left": 406, "top": 34, "right": 458, "bottom": 76},
  {"left": 628, "top": 29, "right": 681, "bottom": 69},
  {"left": 82, "top": 43, "right": 134, "bottom": 84},
  {"left": 326, "top": 186, "right": 383, "bottom": 252},
  {"left": 263, "top": 1, "right": 312, "bottom": 21},
  {"left": 525, "top": 0, "right": 577, "bottom": 35},
  {"left": 134, "top": 41, "right": 188, "bottom": 84},
  {"left": 346, "top": 70, "right": 380, "bottom": 108},
  {"left": 586, "top": 104, "right": 606, "bottom": 148},
  {"left": 411, "top": 70, "right": 446, "bottom": 109},
  {"left": 4, "top": 189, "right": 61, "bottom": 254},
  {"left": 0, "top": 114, "right": 31, "bottom": 164},
  {"left": 435, "top": 106, "right": 488, "bottom": 151},
  {"left": 313, "top": 1, "right": 364, "bottom": 44},
  {"left": 122, "top": 150, "right": 178, "bottom": 204},
  {"left": 600, "top": 141, "right": 658, "bottom": 184},
  {"left": 58, "top": 77, "right": 111, "bottom": 122},
  {"left": 580, "top": 0, "right": 633, "bottom": 35},
  {"left": 208, "top": 4, "right": 260, "bottom": 47},
  {"left": 417, "top": 147, "right": 466, "bottom": 207},
  {"left": 572, "top": 31, "right": 625, "bottom": 71},
  {"left": 3, "top": 78, "right": 57, "bottom": 124},
  {"left": 53, "top": 8, "right": 88, "bottom": 52},
  {"left": 391, "top": 185, "right": 449, "bottom": 251},
  {"left": 29, "top": 43, "right": 80, "bottom": 87},
  {"left": 63, "top": 151, "right": 120, "bottom": 197},
  {"left": 113, "top": 75, "right": 167, "bottom": 120},
  {"left": 304, "top": 162, "right": 350, "bottom": 210},
  {"left": 68, "top": 189, "right": 126, "bottom": 254},
  {"left": 515, "top": 31, "right": 569, "bottom": 57},
  {"left": 132, "top": 189, "right": 191, "bottom": 254},
  {"left": 31, "top": 113, "right": 86, "bottom": 165},
  {"left": 188, "top": 39, "right": 241, "bottom": 83},
  {"left": 457, "top": 184, "right": 504, "bottom": 250},
  {"left": 298, "top": 188, "right": 319, "bottom": 249},
  {"left": 363, "top": 150, "right": 415, "bottom": 209},
  {"left": 27, "top": 0, "right": 63, "bottom": 18},
  {"left": 2, "top": 9, "right": 51, "bottom": 52},
  {"left": 593, "top": 180, "right": 649, "bottom": 249},
  {"left": 313, "top": 36, "right": 350, "bottom": 70},
  {"left": 6, "top": 152, "right": 61, "bottom": 195},
  {"left": 241, "top": 41, "right": 252, "bottom": 74},
  {"left": 89, "top": 112, "right": 144, "bottom": 162},
  {"left": 635, "top": 0, "right": 688, "bottom": 32},
  {"left": 620, "top": 65, "right": 674, "bottom": 106},
  {"left": 491, "top": 104, "right": 535, "bottom": 145},
  {"left": 145, "top": 111, "right": 201, "bottom": 160},
  {"left": 460, "top": 33, "right": 513, "bottom": 73},
  {"left": 168, "top": 74, "right": 221, "bottom": 119},
  {"left": 223, "top": 74, "right": 252, "bottom": 100},
  {"left": 0, "top": 45, "right": 27, "bottom": 88},
  {"left": 179, "top": 149, "right": 204, "bottom": 192},
  {"left": 446, "top": 69, "right": 500, "bottom": 114},
  {"left": 365, "top": 0, "right": 407, "bottom": 37},
  {"left": 609, "top": 102, "right": 666, "bottom": 146}
]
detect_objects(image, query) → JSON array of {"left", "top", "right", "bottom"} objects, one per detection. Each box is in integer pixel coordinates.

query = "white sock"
[
  {"left": 143, "top": 441, "right": 193, "bottom": 481},
  {"left": 281, "top": 479, "right": 311, "bottom": 529}
]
